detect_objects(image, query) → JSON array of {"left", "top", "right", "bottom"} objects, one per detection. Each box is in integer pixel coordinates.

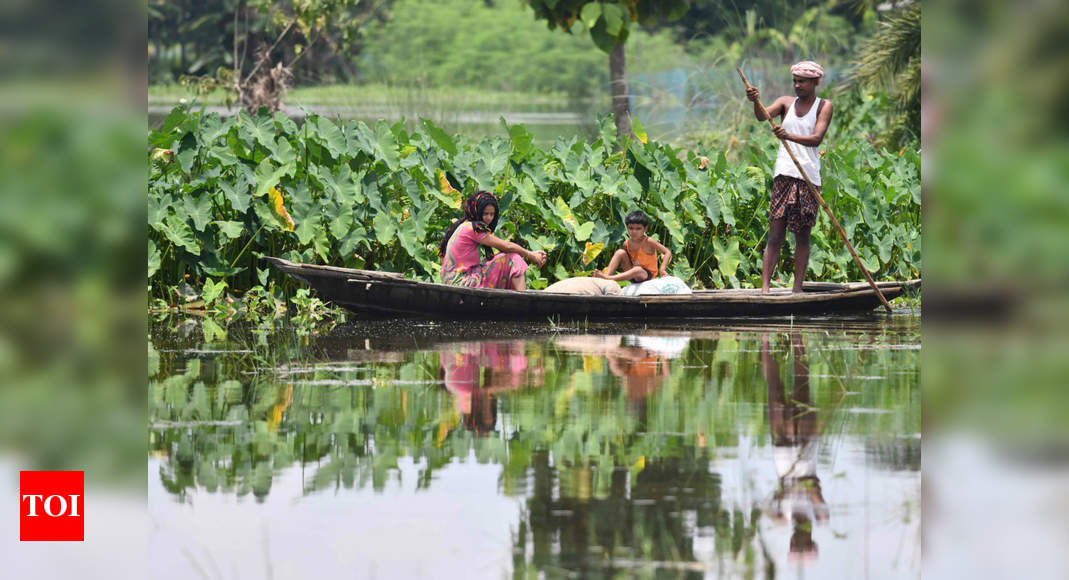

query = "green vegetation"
[{"left": 148, "top": 99, "right": 919, "bottom": 301}]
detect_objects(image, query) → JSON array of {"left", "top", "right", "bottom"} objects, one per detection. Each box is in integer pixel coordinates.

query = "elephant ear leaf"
[
  {"left": 582, "top": 242, "right": 605, "bottom": 265},
  {"left": 713, "top": 238, "right": 742, "bottom": 278},
  {"left": 268, "top": 187, "right": 295, "bottom": 231}
]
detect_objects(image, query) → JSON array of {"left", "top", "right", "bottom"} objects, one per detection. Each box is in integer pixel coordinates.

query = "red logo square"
[{"left": 20, "top": 471, "right": 84, "bottom": 541}]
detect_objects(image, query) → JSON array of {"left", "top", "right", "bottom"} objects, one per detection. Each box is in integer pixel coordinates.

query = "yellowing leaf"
[
  {"left": 632, "top": 117, "right": 648, "bottom": 144},
  {"left": 554, "top": 197, "right": 577, "bottom": 228},
  {"left": 437, "top": 169, "right": 462, "bottom": 208},
  {"left": 582, "top": 242, "right": 605, "bottom": 265},
  {"left": 269, "top": 187, "right": 295, "bottom": 231}
]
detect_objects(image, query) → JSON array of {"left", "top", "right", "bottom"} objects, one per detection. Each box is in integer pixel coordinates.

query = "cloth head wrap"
[
  {"left": 790, "top": 61, "right": 824, "bottom": 79},
  {"left": 439, "top": 190, "right": 499, "bottom": 257},
  {"left": 463, "top": 191, "right": 499, "bottom": 234}
]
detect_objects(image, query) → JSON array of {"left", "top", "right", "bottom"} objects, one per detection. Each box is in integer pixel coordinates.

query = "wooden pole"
[{"left": 736, "top": 67, "right": 893, "bottom": 312}]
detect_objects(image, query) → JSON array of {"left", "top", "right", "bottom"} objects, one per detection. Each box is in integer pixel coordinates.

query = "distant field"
[{"left": 148, "top": 83, "right": 601, "bottom": 107}]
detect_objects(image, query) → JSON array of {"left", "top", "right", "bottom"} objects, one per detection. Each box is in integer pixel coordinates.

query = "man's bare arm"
[{"left": 747, "top": 87, "right": 787, "bottom": 121}]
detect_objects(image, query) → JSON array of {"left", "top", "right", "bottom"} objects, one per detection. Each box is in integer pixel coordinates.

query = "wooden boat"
[{"left": 266, "top": 257, "right": 920, "bottom": 319}]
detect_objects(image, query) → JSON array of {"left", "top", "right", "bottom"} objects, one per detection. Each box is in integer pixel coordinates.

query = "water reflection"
[
  {"left": 149, "top": 319, "right": 920, "bottom": 579},
  {"left": 762, "top": 333, "right": 828, "bottom": 563},
  {"left": 441, "top": 341, "right": 544, "bottom": 435}
]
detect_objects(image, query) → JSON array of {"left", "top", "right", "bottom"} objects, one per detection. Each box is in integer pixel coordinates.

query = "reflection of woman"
[
  {"left": 762, "top": 332, "right": 828, "bottom": 562},
  {"left": 441, "top": 341, "right": 540, "bottom": 435},
  {"left": 439, "top": 191, "right": 547, "bottom": 290}
]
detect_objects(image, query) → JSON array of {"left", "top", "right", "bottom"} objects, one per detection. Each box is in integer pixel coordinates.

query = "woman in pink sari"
[{"left": 439, "top": 191, "right": 547, "bottom": 290}]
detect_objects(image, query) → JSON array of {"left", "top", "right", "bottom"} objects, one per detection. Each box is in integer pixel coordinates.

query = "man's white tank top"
[{"left": 773, "top": 97, "right": 822, "bottom": 186}]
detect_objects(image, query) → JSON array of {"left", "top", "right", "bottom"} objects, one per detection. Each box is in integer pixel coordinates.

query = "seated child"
[{"left": 593, "top": 210, "right": 672, "bottom": 283}]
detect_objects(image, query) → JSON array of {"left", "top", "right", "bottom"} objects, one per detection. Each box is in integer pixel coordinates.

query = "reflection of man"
[
  {"left": 441, "top": 341, "right": 539, "bottom": 435},
  {"left": 761, "top": 332, "right": 828, "bottom": 562}
]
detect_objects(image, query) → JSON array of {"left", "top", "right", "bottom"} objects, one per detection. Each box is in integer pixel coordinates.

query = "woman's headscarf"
[{"left": 439, "top": 191, "right": 499, "bottom": 257}]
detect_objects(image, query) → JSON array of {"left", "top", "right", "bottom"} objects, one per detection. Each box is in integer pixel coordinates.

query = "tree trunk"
[{"left": 609, "top": 42, "right": 631, "bottom": 140}]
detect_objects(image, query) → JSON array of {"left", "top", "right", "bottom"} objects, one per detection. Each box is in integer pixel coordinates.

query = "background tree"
[
  {"left": 150, "top": 0, "right": 392, "bottom": 111},
  {"left": 846, "top": 0, "right": 920, "bottom": 147},
  {"left": 525, "top": 0, "right": 690, "bottom": 139}
]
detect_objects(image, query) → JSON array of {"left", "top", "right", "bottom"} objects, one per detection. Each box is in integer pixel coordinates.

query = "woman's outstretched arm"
[{"left": 479, "top": 233, "right": 548, "bottom": 267}]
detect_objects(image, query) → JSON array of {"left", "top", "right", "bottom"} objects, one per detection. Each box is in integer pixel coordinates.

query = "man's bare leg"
[
  {"left": 792, "top": 227, "right": 811, "bottom": 293},
  {"left": 761, "top": 218, "right": 787, "bottom": 294}
]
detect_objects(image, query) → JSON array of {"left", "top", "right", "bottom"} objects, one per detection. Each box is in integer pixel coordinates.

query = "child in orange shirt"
[{"left": 593, "top": 210, "right": 672, "bottom": 282}]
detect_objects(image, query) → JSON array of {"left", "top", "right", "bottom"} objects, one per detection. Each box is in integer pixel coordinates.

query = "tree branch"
[{"left": 242, "top": 14, "right": 299, "bottom": 84}]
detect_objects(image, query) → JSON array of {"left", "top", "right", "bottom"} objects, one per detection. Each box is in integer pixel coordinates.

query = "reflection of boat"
[{"left": 266, "top": 257, "right": 920, "bottom": 319}]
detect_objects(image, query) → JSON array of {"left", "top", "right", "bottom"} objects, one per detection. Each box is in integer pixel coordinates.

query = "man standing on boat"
[{"left": 747, "top": 61, "right": 834, "bottom": 294}]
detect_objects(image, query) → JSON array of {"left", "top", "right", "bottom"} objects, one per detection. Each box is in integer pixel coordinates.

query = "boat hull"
[{"left": 266, "top": 257, "right": 918, "bottom": 320}]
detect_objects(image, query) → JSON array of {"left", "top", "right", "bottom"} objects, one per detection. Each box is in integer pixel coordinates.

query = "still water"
[{"left": 149, "top": 316, "right": 920, "bottom": 579}]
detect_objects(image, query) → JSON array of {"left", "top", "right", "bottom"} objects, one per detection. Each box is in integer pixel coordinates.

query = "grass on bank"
[{"left": 148, "top": 83, "right": 601, "bottom": 108}]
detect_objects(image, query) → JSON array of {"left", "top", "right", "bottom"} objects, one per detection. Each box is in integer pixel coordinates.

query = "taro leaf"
[
  {"left": 502, "top": 118, "right": 533, "bottom": 160},
  {"left": 523, "top": 161, "right": 549, "bottom": 192},
  {"left": 312, "top": 227, "right": 331, "bottom": 262},
  {"left": 397, "top": 218, "right": 424, "bottom": 261},
  {"left": 198, "top": 113, "right": 230, "bottom": 146},
  {"left": 715, "top": 150, "right": 728, "bottom": 175},
  {"left": 199, "top": 250, "right": 245, "bottom": 278},
  {"left": 553, "top": 264, "right": 569, "bottom": 281},
  {"left": 329, "top": 210, "right": 354, "bottom": 241},
  {"left": 338, "top": 227, "right": 368, "bottom": 260},
  {"left": 152, "top": 107, "right": 188, "bottom": 146},
  {"left": 184, "top": 194, "right": 214, "bottom": 232},
  {"left": 574, "top": 221, "right": 595, "bottom": 242},
  {"left": 254, "top": 158, "right": 293, "bottom": 197},
  {"left": 878, "top": 232, "right": 894, "bottom": 264},
  {"left": 372, "top": 210, "right": 397, "bottom": 245},
  {"left": 859, "top": 247, "right": 880, "bottom": 272},
  {"left": 423, "top": 119, "right": 457, "bottom": 157},
  {"left": 713, "top": 238, "right": 742, "bottom": 279},
  {"left": 162, "top": 214, "right": 200, "bottom": 255},
  {"left": 480, "top": 140, "right": 510, "bottom": 180},
  {"left": 582, "top": 242, "right": 605, "bottom": 265},
  {"left": 257, "top": 267, "right": 270, "bottom": 286},
  {"left": 295, "top": 217, "right": 318, "bottom": 246},
  {"left": 148, "top": 239, "right": 161, "bottom": 278},
  {"left": 860, "top": 187, "right": 881, "bottom": 227},
  {"left": 514, "top": 175, "right": 539, "bottom": 207},
  {"left": 176, "top": 148, "right": 196, "bottom": 174},
  {"left": 243, "top": 110, "right": 277, "bottom": 152},
  {"left": 314, "top": 116, "right": 347, "bottom": 158},
  {"left": 374, "top": 120, "right": 399, "bottom": 171},
  {"left": 632, "top": 117, "right": 648, "bottom": 144},
  {"left": 681, "top": 198, "right": 704, "bottom": 228},
  {"left": 148, "top": 192, "right": 171, "bottom": 228},
  {"left": 656, "top": 210, "right": 686, "bottom": 247},
  {"left": 274, "top": 136, "right": 297, "bottom": 167},
  {"left": 214, "top": 220, "right": 244, "bottom": 240},
  {"left": 268, "top": 187, "right": 296, "bottom": 231},
  {"left": 218, "top": 179, "right": 250, "bottom": 213},
  {"left": 553, "top": 197, "right": 578, "bottom": 229},
  {"left": 202, "top": 278, "right": 227, "bottom": 304}
]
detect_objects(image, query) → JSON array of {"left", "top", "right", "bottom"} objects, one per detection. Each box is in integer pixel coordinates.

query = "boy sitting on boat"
[
  {"left": 593, "top": 210, "right": 671, "bottom": 283},
  {"left": 592, "top": 210, "right": 691, "bottom": 296}
]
